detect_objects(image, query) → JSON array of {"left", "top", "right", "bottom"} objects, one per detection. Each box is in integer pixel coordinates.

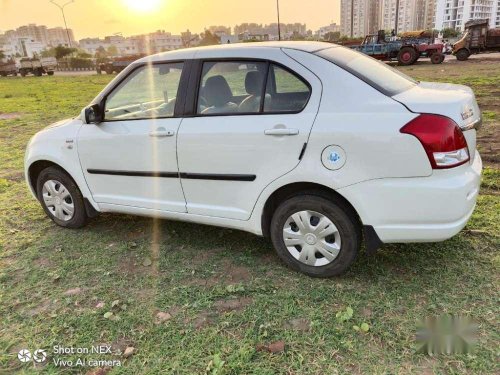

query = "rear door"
[{"left": 177, "top": 50, "right": 322, "bottom": 220}]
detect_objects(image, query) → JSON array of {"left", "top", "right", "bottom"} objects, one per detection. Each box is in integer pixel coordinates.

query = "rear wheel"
[
  {"left": 431, "top": 52, "right": 445, "bottom": 64},
  {"left": 397, "top": 47, "right": 418, "bottom": 65},
  {"left": 47, "top": 71, "right": 54, "bottom": 76},
  {"left": 270, "top": 195, "right": 360, "bottom": 277},
  {"left": 455, "top": 48, "right": 470, "bottom": 61},
  {"left": 105, "top": 66, "right": 114, "bottom": 74},
  {"left": 36, "top": 167, "right": 89, "bottom": 228}
]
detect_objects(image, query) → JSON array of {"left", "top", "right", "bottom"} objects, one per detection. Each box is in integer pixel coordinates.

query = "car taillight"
[{"left": 400, "top": 114, "right": 469, "bottom": 169}]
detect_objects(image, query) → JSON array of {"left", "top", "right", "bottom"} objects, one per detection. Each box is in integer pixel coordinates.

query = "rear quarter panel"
[{"left": 283, "top": 49, "right": 432, "bottom": 186}]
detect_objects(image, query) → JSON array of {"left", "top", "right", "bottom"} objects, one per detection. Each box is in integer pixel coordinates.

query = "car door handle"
[
  {"left": 264, "top": 128, "right": 299, "bottom": 136},
  {"left": 149, "top": 129, "right": 175, "bottom": 137}
]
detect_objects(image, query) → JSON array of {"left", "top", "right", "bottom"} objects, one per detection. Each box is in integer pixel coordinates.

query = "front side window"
[
  {"left": 196, "top": 61, "right": 311, "bottom": 115},
  {"left": 105, "top": 62, "right": 183, "bottom": 121}
]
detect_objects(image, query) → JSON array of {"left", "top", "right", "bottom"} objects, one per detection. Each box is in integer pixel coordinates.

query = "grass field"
[{"left": 0, "top": 57, "right": 499, "bottom": 374}]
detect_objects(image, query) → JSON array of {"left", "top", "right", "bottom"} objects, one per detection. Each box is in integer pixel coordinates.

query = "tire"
[
  {"left": 455, "top": 48, "right": 470, "bottom": 61},
  {"left": 105, "top": 67, "right": 113, "bottom": 75},
  {"left": 431, "top": 52, "right": 445, "bottom": 64},
  {"left": 47, "top": 71, "right": 54, "bottom": 76},
  {"left": 36, "top": 166, "right": 89, "bottom": 229},
  {"left": 397, "top": 46, "right": 418, "bottom": 65},
  {"left": 270, "top": 194, "right": 361, "bottom": 277}
]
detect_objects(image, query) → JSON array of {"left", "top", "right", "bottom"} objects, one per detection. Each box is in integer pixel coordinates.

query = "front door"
[
  {"left": 78, "top": 62, "right": 187, "bottom": 212},
  {"left": 177, "top": 57, "right": 321, "bottom": 220}
]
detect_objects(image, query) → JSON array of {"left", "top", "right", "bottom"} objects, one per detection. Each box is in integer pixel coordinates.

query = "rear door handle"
[
  {"left": 264, "top": 128, "right": 299, "bottom": 136},
  {"left": 149, "top": 129, "right": 175, "bottom": 137}
]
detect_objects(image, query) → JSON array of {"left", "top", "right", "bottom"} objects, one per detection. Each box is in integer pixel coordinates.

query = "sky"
[{"left": 0, "top": 0, "right": 341, "bottom": 39}]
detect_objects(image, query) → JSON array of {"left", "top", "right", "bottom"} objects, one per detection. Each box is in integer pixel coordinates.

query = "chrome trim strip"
[{"left": 461, "top": 116, "right": 482, "bottom": 131}]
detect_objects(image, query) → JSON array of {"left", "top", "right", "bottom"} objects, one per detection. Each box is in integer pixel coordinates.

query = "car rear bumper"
[{"left": 338, "top": 151, "right": 482, "bottom": 243}]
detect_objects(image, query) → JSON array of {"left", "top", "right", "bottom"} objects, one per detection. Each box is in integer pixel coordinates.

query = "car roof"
[{"left": 136, "top": 41, "right": 338, "bottom": 63}]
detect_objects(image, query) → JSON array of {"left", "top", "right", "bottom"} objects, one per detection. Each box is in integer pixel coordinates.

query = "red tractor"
[{"left": 356, "top": 30, "right": 445, "bottom": 65}]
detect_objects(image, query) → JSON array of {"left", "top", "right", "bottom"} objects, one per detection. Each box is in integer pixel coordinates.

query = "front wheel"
[
  {"left": 431, "top": 52, "right": 445, "bottom": 64},
  {"left": 36, "top": 166, "right": 89, "bottom": 228},
  {"left": 270, "top": 195, "right": 360, "bottom": 277},
  {"left": 455, "top": 48, "right": 470, "bottom": 61}
]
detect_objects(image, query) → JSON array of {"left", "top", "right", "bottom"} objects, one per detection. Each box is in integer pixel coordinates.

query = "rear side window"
[
  {"left": 196, "top": 61, "right": 311, "bottom": 116},
  {"left": 315, "top": 46, "right": 417, "bottom": 96},
  {"left": 264, "top": 64, "right": 310, "bottom": 112},
  {"left": 197, "top": 61, "right": 267, "bottom": 115}
]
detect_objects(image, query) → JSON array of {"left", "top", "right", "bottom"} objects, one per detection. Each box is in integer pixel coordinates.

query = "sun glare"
[{"left": 123, "top": 0, "right": 162, "bottom": 12}]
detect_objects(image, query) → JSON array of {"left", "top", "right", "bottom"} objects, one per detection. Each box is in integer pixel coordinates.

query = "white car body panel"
[
  {"left": 24, "top": 42, "right": 482, "bottom": 246},
  {"left": 24, "top": 118, "right": 101, "bottom": 210},
  {"left": 77, "top": 118, "right": 186, "bottom": 212},
  {"left": 177, "top": 48, "right": 322, "bottom": 220},
  {"left": 393, "top": 81, "right": 480, "bottom": 161}
]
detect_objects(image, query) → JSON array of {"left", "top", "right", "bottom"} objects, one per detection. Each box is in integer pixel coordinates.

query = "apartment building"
[
  {"left": 206, "top": 25, "right": 232, "bottom": 38},
  {"left": 47, "top": 27, "right": 75, "bottom": 47},
  {"left": 233, "top": 23, "right": 307, "bottom": 40},
  {"left": 78, "top": 31, "right": 183, "bottom": 56},
  {"left": 435, "top": 0, "right": 500, "bottom": 30},
  {"left": 341, "top": 0, "right": 380, "bottom": 37},
  {"left": 380, "top": 0, "right": 427, "bottom": 32},
  {"left": 423, "top": 0, "right": 438, "bottom": 29},
  {"left": 316, "top": 23, "right": 341, "bottom": 38}
]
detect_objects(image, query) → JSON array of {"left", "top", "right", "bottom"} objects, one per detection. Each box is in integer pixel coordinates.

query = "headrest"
[
  {"left": 204, "top": 75, "right": 233, "bottom": 107},
  {"left": 245, "top": 71, "right": 263, "bottom": 95}
]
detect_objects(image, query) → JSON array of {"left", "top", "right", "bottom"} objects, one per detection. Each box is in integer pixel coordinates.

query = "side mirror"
[{"left": 84, "top": 104, "right": 103, "bottom": 124}]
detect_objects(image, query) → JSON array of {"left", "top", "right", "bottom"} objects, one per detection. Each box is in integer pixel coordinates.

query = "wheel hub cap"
[
  {"left": 42, "top": 180, "right": 74, "bottom": 221},
  {"left": 305, "top": 233, "right": 317, "bottom": 245},
  {"left": 282, "top": 210, "right": 341, "bottom": 267}
]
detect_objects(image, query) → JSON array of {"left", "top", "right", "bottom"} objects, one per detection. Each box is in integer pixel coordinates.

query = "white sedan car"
[{"left": 25, "top": 42, "right": 482, "bottom": 277}]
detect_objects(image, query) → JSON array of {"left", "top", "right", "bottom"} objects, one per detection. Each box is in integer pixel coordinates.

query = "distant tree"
[
  {"left": 41, "top": 48, "right": 56, "bottom": 58},
  {"left": 199, "top": 31, "right": 220, "bottom": 46},
  {"left": 106, "top": 45, "right": 119, "bottom": 57},
  {"left": 76, "top": 51, "right": 92, "bottom": 59},
  {"left": 323, "top": 31, "right": 340, "bottom": 42},
  {"left": 54, "top": 45, "right": 76, "bottom": 59},
  {"left": 442, "top": 28, "right": 460, "bottom": 38},
  {"left": 94, "top": 46, "right": 108, "bottom": 63},
  {"left": 290, "top": 31, "right": 306, "bottom": 41}
]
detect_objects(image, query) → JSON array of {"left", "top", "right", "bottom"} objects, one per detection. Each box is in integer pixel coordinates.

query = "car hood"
[{"left": 43, "top": 117, "right": 78, "bottom": 131}]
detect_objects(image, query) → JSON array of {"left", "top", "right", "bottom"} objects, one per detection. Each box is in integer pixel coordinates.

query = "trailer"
[
  {"left": 0, "top": 61, "right": 17, "bottom": 77},
  {"left": 356, "top": 30, "right": 444, "bottom": 65},
  {"left": 96, "top": 54, "right": 145, "bottom": 74},
  {"left": 453, "top": 19, "right": 500, "bottom": 61},
  {"left": 19, "top": 57, "right": 57, "bottom": 77}
]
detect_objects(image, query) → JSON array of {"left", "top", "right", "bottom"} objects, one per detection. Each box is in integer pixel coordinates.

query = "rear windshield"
[{"left": 315, "top": 46, "right": 417, "bottom": 96}]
